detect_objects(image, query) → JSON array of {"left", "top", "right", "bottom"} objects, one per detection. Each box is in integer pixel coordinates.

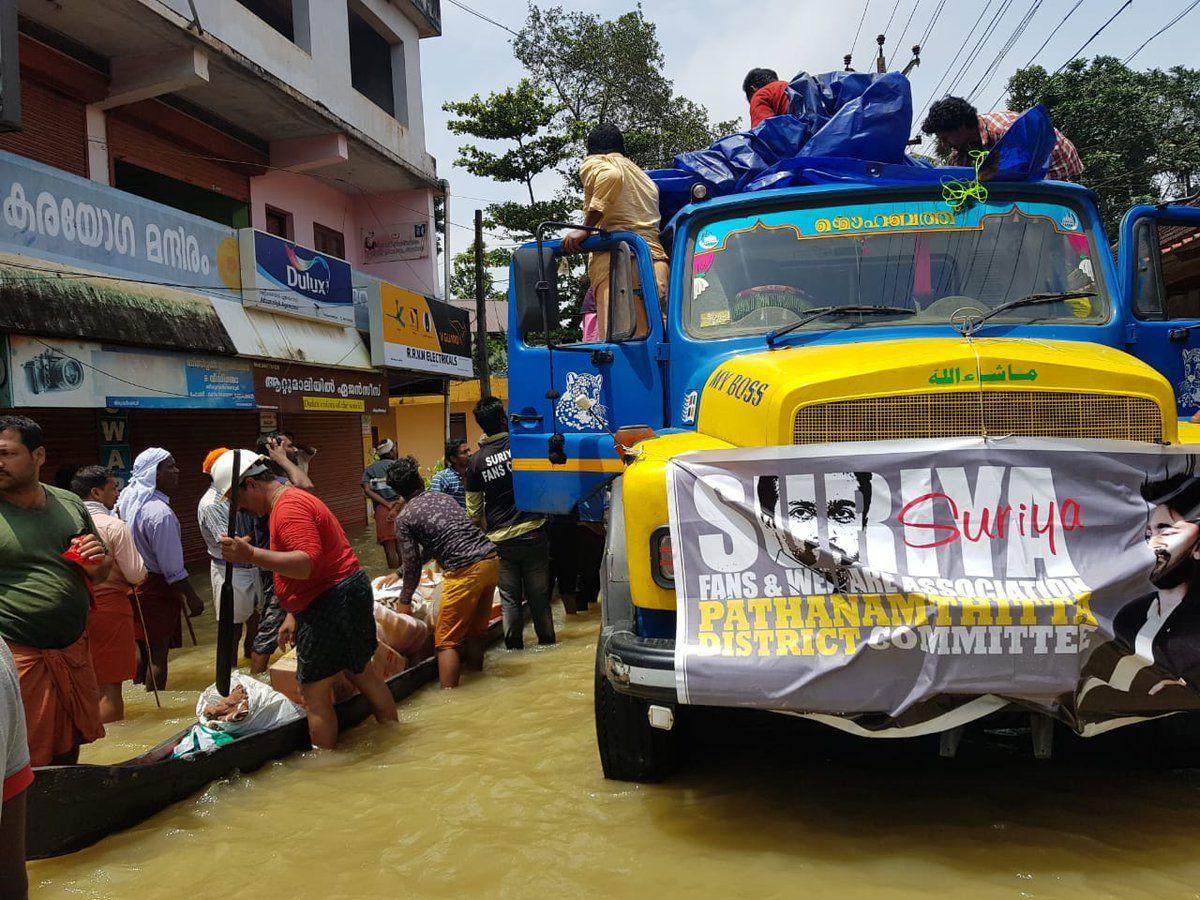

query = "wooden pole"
[
  {"left": 474, "top": 209, "right": 491, "bottom": 397},
  {"left": 215, "top": 452, "right": 241, "bottom": 696}
]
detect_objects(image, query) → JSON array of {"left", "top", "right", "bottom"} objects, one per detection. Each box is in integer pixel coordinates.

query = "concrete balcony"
[
  {"left": 18, "top": 0, "right": 440, "bottom": 193},
  {"left": 403, "top": 0, "right": 441, "bottom": 37}
]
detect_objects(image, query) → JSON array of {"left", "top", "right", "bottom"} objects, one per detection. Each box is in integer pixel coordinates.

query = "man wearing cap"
[
  {"left": 197, "top": 448, "right": 262, "bottom": 665},
  {"left": 362, "top": 440, "right": 402, "bottom": 569},
  {"left": 216, "top": 450, "right": 398, "bottom": 749}
]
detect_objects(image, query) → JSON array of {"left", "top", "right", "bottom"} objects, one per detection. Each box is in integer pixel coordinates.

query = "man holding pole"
[
  {"left": 215, "top": 450, "right": 397, "bottom": 749},
  {"left": 198, "top": 448, "right": 261, "bottom": 665}
]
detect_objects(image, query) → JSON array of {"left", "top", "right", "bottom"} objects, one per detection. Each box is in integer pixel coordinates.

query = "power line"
[
  {"left": 943, "top": 0, "right": 1016, "bottom": 99},
  {"left": 986, "top": 0, "right": 1085, "bottom": 110},
  {"left": 444, "top": 0, "right": 520, "bottom": 37},
  {"left": 1022, "top": 0, "right": 1086, "bottom": 67},
  {"left": 1124, "top": 0, "right": 1200, "bottom": 64},
  {"left": 965, "top": 0, "right": 1045, "bottom": 102},
  {"left": 895, "top": 0, "right": 922, "bottom": 52},
  {"left": 913, "top": 0, "right": 1000, "bottom": 126},
  {"left": 881, "top": 0, "right": 904, "bottom": 36},
  {"left": 918, "top": 0, "right": 949, "bottom": 46},
  {"left": 1053, "top": 0, "right": 1133, "bottom": 74},
  {"left": 849, "top": 0, "right": 872, "bottom": 58}
]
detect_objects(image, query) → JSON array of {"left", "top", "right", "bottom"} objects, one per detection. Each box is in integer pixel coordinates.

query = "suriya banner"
[{"left": 667, "top": 438, "right": 1200, "bottom": 735}]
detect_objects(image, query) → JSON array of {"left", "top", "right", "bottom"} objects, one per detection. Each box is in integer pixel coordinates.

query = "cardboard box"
[{"left": 268, "top": 643, "right": 408, "bottom": 707}]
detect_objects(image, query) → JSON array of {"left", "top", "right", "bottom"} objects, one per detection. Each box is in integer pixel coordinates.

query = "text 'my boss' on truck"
[{"left": 505, "top": 71, "right": 1200, "bottom": 782}]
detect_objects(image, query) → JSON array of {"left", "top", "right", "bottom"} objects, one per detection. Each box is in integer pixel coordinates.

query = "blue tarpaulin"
[{"left": 649, "top": 70, "right": 1058, "bottom": 226}]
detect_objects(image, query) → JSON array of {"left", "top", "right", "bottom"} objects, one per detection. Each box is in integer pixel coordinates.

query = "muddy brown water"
[{"left": 28, "top": 530, "right": 1200, "bottom": 898}]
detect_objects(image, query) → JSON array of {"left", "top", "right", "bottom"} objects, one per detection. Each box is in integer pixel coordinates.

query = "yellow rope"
[{"left": 941, "top": 149, "right": 990, "bottom": 213}]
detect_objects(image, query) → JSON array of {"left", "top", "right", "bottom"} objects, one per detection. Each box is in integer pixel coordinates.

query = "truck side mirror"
[
  {"left": 606, "top": 242, "right": 637, "bottom": 341},
  {"left": 512, "top": 243, "right": 559, "bottom": 338}
]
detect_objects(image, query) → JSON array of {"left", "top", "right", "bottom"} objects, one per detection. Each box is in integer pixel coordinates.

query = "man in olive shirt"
[
  {"left": 466, "top": 397, "right": 555, "bottom": 649},
  {"left": 0, "top": 416, "right": 110, "bottom": 765}
]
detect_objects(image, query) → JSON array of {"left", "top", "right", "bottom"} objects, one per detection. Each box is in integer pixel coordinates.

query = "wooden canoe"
[{"left": 25, "top": 619, "right": 500, "bottom": 860}]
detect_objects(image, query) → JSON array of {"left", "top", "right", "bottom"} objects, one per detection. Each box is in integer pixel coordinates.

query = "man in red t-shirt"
[
  {"left": 214, "top": 450, "right": 397, "bottom": 749},
  {"left": 744, "top": 67, "right": 790, "bottom": 128}
]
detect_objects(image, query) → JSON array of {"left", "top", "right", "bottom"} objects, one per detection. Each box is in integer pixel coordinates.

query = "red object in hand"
[{"left": 61, "top": 538, "right": 89, "bottom": 566}]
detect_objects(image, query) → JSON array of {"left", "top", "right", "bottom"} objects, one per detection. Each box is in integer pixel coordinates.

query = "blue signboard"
[
  {"left": 0, "top": 149, "right": 241, "bottom": 294},
  {"left": 7, "top": 335, "right": 255, "bottom": 410},
  {"left": 239, "top": 229, "right": 355, "bottom": 326}
]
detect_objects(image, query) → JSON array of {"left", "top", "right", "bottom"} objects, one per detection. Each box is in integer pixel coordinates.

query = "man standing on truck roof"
[
  {"left": 561, "top": 124, "right": 669, "bottom": 338},
  {"left": 920, "top": 96, "right": 1083, "bottom": 181},
  {"left": 743, "top": 68, "right": 791, "bottom": 127}
]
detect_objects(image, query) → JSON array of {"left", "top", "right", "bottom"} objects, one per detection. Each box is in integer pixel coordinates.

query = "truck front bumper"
[{"left": 600, "top": 628, "right": 678, "bottom": 703}]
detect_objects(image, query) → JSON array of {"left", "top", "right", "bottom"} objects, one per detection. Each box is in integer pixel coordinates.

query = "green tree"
[
  {"left": 1006, "top": 57, "right": 1200, "bottom": 234},
  {"left": 449, "top": 246, "right": 508, "bottom": 303},
  {"left": 513, "top": 3, "right": 737, "bottom": 170},
  {"left": 444, "top": 79, "right": 572, "bottom": 209}
]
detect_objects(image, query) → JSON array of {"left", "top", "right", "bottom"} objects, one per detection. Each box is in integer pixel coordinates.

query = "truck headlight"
[{"left": 650, "top": 526, "right": 674, "bottom": 587}]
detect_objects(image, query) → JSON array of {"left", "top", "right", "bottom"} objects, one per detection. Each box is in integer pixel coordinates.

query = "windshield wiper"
[
  {"left": 766, "top": 305, "right": 914, "bottom": 349},
  {"left": 960, "top": 291, "right": 1098, "bottom": 336}
]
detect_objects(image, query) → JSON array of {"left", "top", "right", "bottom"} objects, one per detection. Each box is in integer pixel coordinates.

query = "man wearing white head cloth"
[
  {"left": 361, "top": 439, "right": 402, "bottom": 569},
  {"left": 118, "top": 448, "right": 204, "bottom": 690}
]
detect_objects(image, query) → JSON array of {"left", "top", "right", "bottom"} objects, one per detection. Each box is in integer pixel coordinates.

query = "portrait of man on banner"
[
  {"left": 753, "top": 471, "right": 874, "bottom": 585},
  {"left": 1079, "top": 456, "right": 1200, "bottom": 713}
]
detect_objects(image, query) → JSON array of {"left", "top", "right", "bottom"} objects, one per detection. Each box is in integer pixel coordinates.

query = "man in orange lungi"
[
  {"left": 70, "top": 465, "right": 147, "bottom": 723},
  {"left": 0, "top": 416, "right": 110, "bottom": 766}
]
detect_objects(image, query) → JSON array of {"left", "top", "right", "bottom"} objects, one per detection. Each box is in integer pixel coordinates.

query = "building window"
[
  {"left": 313, "top": 222, "right": 346, "bottom": 259},
  {"left": 265, "top": 206, "right": 294, "bottom": 240},
  {"left": 349, "top": 4, "right": 399, "bottom": 118},
  {"left": 236, "top": 0, "right": 296, "bottom": 41},
  {"left": 449, "top": 413, "right": 467, "bottom": 442},
  {"left": 113, "top": 160, "right": 249, "bottom": 228}
]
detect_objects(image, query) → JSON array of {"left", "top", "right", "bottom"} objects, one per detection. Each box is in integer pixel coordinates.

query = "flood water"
[{"left": 28, "top": 530, "right": 1200, "bottom": 898}]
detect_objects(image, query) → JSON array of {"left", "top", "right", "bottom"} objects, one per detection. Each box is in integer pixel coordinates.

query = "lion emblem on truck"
[
  {"left": 1180, "top": 349, "right": 1200, "bottom": 409},
  {"left": 555, "top": 371, "right": 608, "bottom": 430}
]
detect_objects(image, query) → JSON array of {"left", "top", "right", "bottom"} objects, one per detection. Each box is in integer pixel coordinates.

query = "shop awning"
[
  {"left": 0, "top": 254, "right": 235, "bottom": 355},
  {"left": 210, "top": 296, "right": 374, "bottom": 370}
]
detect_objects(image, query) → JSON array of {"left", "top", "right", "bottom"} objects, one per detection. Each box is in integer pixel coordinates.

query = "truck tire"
[{"left": 594, "top": 640, "right": 677, "bottom": 782}]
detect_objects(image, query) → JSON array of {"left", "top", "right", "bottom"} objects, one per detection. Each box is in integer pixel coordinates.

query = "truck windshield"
[{"left": 686, "top": 195, "right": 1107, "bottom": 338}]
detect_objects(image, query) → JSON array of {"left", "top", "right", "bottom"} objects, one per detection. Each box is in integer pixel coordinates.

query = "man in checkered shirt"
[{"left": 921, "top": 96, "right": 1083, "bottom": 182}]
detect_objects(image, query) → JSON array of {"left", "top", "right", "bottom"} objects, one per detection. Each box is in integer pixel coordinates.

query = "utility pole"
[{"left": 473, "top": 208, "right": 491, "bottom": 396}]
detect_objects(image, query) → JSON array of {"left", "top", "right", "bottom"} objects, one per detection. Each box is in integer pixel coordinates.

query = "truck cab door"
[
  {"left": 1121, "top": 204, "right": 1200, "bottom": 417},
  {"left": 507, "top": 233, "right": 666, "bottom": 516}
]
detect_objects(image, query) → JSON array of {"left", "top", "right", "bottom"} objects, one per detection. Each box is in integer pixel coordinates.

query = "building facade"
[{"left": 0, "top": 0, "right": 460, "bottom": 561}]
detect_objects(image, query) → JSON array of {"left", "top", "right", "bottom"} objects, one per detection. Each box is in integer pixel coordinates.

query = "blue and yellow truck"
[{"left": 504, "top": 80, "right": 1200, "bottom": 781}]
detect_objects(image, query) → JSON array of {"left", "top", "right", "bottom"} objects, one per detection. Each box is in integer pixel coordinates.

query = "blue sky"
[{"left": 421, "top": 0, "right": 1199, "bottom": 281}]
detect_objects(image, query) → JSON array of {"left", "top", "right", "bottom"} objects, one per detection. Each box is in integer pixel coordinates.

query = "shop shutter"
[
  {"left": 0, "top": 77, "right": 88, "bottom": 176},
  {"left": 129, "top": 409, "right": 260, "bottom": 565},
  {"left": 107, "top": 109, "right": 252, "bottom": 202},
  {"left": 15, "top": 408, "right": 99, "bottom": 486},
  {"left": 280, "top": 412, "right": 368, "bottom": 537}
]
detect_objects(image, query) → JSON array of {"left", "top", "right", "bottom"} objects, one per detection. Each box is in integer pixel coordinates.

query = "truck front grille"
[{"left": 792, "top": 391, "right": 1163, "bottom": 444}]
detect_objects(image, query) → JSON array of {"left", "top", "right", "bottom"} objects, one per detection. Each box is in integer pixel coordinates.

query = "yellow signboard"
[{"left": 302, "top": 396, "right": 364, "bottom": 412}]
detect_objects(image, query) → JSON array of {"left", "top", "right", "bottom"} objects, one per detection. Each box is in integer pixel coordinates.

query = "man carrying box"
[{"left": 214, "top": 450, "right": 398, "bottom": 750}]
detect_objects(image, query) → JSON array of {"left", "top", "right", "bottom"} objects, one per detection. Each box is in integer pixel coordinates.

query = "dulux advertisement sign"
[{"left": 239, "top": 229, "right": 354, "bottom": 327}]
